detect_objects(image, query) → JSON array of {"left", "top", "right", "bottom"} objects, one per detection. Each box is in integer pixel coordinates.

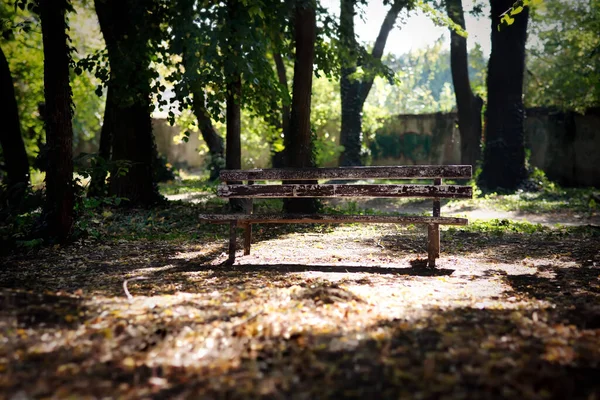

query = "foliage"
[
  {"left": 451, "top": 171, "right": 598, "bottom": 215},
  {"left": 0, "top": 185, "right": 44, "bottom": 253},
  {"left": 366, "top": 40, "right": 487, "bottom": 115},
  {"left": 497, "top": 0, "right": 543, "bottom": 30},
  {"left": 524, "top": 0, "right": 600, "bottom": 113},
  {"left": 0, "top": 1, "right": 105, "bottom": 163},
  {"left": 158, "top": 178, "right": 218, "bottom": 196},
  {"left": 311, "top": 76, "right": 344, "bottom": 166},
  {"left": 452, "top": 218, "right": 549, "bottom": 235}
]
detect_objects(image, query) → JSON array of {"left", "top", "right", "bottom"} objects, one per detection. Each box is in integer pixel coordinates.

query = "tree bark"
[
  {"left": 272, "top": 51, "right": 290, "bottom": 168},
  {"left": 225, "top": 0, "right": 244, "bottom": 211},
  {"left": 0, "top": 44, "right": 30, "bottom": 200},
  {"left": 95, "top": 0, "right": 161, "bottom": 206},
  {"left": 284, "top": 0, "right": 319, "bottom": 214},
  {"left": 226, "top": 76, "right": 244, "bottom": 211},
  {"left": 338, "top": 0, "right": 404, "bottom": 167},
  {"left": 446, "top": 0, "right": 483, "bottom": 168},
  {"left": 191, "top": 87, "right": 225, "bottom": 181},
  {"left": 88, "top": 82, "right": 113, "bottom": 197},
  {"left": 40, "top": 0, "right": 74, "bottom": 242},
  {"left": 177, "top": 0, "right": 225, "bottom": 181},
  {"left": 478, "top": 0, "right": 529, "bottom": 191}
]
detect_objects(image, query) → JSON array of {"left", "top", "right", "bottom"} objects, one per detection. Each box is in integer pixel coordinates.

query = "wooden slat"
[
  {"left": 220, "top": 165, "right": 472, "bottom": 181},
  {"left": 218, "top": 184, "right": 472, "bottom": 199},
  {"left": 198, "top": 214, "right": 469, "bottom": 226}
]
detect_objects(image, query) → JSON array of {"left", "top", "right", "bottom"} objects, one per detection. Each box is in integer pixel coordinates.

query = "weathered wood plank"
[
  {"left": 198, "top": 214, "right": 469, "bottom": 226},
  {"left": 218, "top": 184, "right": 472, "bottom": 199},
  {"left": 220, "top": 165, "right": 472, "bottom": 181}
]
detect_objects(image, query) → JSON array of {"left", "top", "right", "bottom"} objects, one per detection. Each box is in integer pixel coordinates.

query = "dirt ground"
[{"left": 1, "top": 197, "right": 599, "bottom": 399}]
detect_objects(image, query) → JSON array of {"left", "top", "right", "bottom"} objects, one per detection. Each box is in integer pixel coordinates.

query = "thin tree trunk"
[
  {"left": 338, "top": 0, "right": 361, "bottom": 167},
  {"left": 191, "top": 88, "right": 225, "bottom": 181},
  {"left": 95, "top": 0, "right": 161, "bottom": 206},
  {"left": 284, "top": 0, "right": 319, "bottom": 214},
  {"left": 40, "top": 0, "right": 74, "bottom": 242},
  {"left": 226, "top": 76, "right": 244, "bottom": 211},
  {"left": 272, "top": 51, "right": 290, "bottom": 168},
  {"left": 225, "top": 0, "right": 244, "bottom": 211},
  {"left": 338, "top": 0, "right": 405, "bottom": 167},
  {"left": 479, "top": 0, "right": 529, "bottom": 191},
  {"left": 0, "top": 44, "right": 30, "bottom": 201},
  {"left": 88, "top": 82, "right": 113, "bottom": 197},
  {"left": 446, "top": 0, "right": 483, "bottom": 168},
  {"left": 177, "top": 0, "right": 225, "bottom": 181}
]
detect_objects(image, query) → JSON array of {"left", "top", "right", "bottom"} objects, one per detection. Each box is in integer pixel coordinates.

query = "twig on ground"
[{"left": 123, "top": 276, "right": 150, "bottom": 302}]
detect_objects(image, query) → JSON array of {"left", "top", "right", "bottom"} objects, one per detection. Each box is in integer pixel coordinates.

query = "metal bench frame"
[{"left": 199, "top": 165, "right": 472, "bottom": 267}]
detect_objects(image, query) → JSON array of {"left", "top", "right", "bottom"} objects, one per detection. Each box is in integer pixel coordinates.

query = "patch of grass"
[
  {"left": 159, "top": 178, "right": 218, "bottom": 196},
  {"left": 451, "top": 187, "right": 597, "bottom": 214},
  {"left": 448, "top": 219, "right": 550, "bottom": 235},
  {"left": 446, "top": 218, "right": 600, "bottom": 238},
  {"left": 323, "top": 200, "right": 428, "bottom": 217},
  {"left": 72, "top": 202, "right": 229, "bottom": 243}
]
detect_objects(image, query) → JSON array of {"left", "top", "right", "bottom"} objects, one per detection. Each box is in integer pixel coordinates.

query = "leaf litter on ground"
[{"left": 0, "top": 198, "right": 599, "bottom": 399}]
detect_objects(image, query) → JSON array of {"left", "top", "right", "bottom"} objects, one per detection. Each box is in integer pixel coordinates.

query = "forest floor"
[{"left": 1, "top": 180, "right": 600, "bottom": 399}]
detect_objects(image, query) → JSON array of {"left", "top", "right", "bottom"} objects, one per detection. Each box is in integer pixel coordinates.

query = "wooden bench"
[{"left": 199, "top": 165, "right": 472, "bottom": 267}]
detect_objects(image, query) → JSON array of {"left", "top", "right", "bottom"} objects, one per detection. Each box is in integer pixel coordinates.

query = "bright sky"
[{"left": 320, "top": 0, "right": 491, "bottom": 57}]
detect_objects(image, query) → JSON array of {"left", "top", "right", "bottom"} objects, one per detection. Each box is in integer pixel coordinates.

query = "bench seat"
[{"left": 199, "top": 213, "right": 468, "bottom": 226}]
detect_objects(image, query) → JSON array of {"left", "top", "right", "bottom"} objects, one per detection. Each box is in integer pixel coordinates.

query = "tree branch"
[{"left": 358, "top": 0, "right": 405, "bottom": 105}]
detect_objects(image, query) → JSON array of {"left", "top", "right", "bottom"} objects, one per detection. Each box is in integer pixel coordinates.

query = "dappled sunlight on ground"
[{"left": 1, "top": 215, "right": 599, "bottom": 398}]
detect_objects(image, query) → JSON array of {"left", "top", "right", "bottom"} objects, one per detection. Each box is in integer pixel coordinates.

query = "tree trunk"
[
  {"left": 446, "top": 0, "right": 483, "bottom": 168},
  {"left": 177, "top": 0, "right": 225, "bottom": 181},
  {"left": 225, "top": 0, "right": 244, "bottom": 211},
  {"left": 338, "top": 0, "right": 404, "bottom": 167},
  {"left": 478, "top": 0, "right": 529, "bottom": 191},
  {"left": 339, "top": 76, "right": 363, "bottom": 166},
  {"left": 88, "top": 82, "right": 113, "bottom": 197},
  {"left": 40, "top": 0, "right": 74, "bottom": 242},
  {"left": 95, "top": 0, "right": 161, "bottom": 206},
  {"left": 338, "top": 0, "right": 361, "bottom": 167},
  {"left": 284, "top": 0, "right": 319, "bottom": 214},
  {"left": 0, "top": 44, "right": 30, "bottom": 201},
  {"left": 226, "top": 76, "right": 245, "bottom": 211},
  {"left": 191, "top": 88, "right": 225, "bottom": 181},
  {"left": 272, "top": 51, "right": 290, "bottom": 168}
]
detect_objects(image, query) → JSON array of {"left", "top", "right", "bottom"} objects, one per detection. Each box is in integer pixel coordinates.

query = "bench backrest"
[
  {"left": 217, "top": 165, "right": 473, "bottom": 200},
  {"left": 220, "top": 165, "right": 471, "bottom": 181}
]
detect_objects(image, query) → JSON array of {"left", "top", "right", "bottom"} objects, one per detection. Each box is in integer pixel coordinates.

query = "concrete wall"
[
  {"left": 369, "top": 112, "right": 461, "bottom": 166},
  {"left": 153, "top": 118, "right": 206, "bottom": 168},
  {"left": 371, "top": 108, "right": 600, "bottom": 188},
  {"left": 78, "top": 110, "right": 599, "bottom": 188},
  {"left": 524, "top": 108, "right": 600, "bottom": 187}
]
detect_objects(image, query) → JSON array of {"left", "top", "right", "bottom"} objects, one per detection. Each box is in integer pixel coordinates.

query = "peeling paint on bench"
[
  {"left": 220, "top": 165, "right": 472, "bottom": 181},
  {"left": 202, "top": 165, "right": 473, "bottom": 268},
  {"left": 217, "top": 184, "right": 472, "bottom": 199}
]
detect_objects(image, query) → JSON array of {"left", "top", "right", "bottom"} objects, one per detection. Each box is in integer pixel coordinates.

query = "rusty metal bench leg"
[
  {"left": 427, "top": 223, "right": 440, "bottom": 267},
  {"left": 242, "top": 181, "right": 254, "bottom": 257},
  {"left": 227, "top": 221, "right": 237, "bottom": 265},
  {"left": 428, "top": 178, "right": 442, "bottom": 267},
  {"left": 243, "top": 223, "right": 252, "bottom": 255}
]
